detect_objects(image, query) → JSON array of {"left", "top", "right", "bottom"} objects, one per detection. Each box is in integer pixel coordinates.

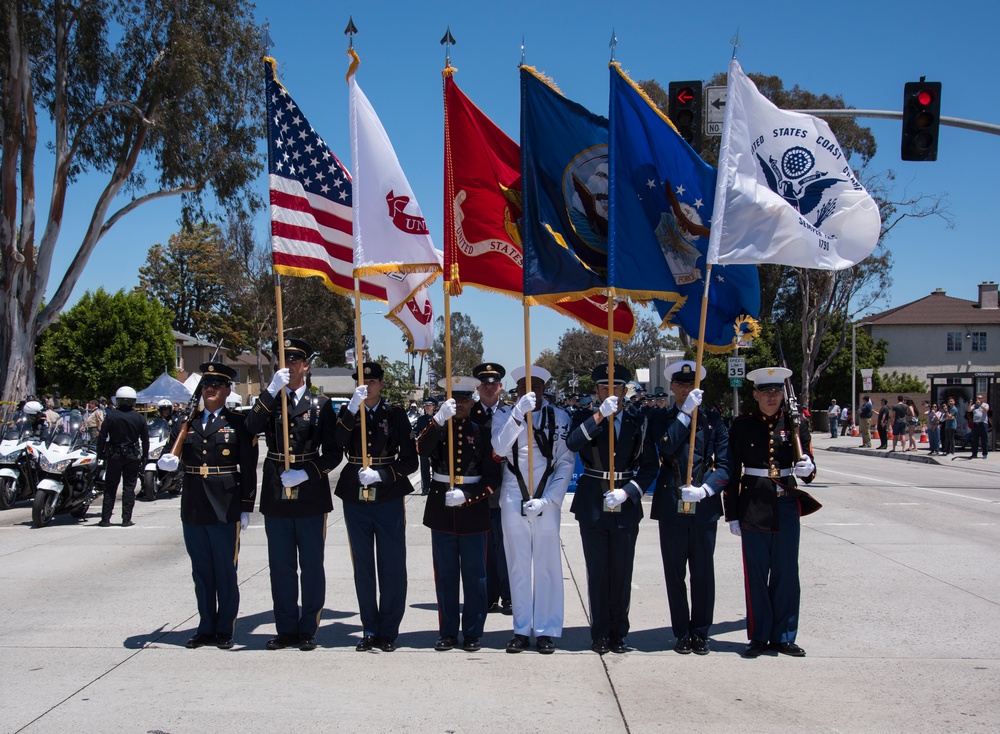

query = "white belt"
[
  {"left": 432, "top": 472, "right": 482, "bottom": 485},
  {"left": 743, "top": 467, "right": 792, "bottom": 478}
]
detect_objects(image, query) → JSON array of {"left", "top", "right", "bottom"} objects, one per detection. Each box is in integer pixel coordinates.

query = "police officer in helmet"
[{"left": 96, "top": 386, "right": 150, "bottom": 527}]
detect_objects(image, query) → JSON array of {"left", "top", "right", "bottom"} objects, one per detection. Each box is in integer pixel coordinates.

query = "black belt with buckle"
[
  {"left": 346, "top": 455, "right": 395, "bottom": 466},
  {"left": 185, "top": 464, "right": 239, "bottom": 477},
  {"left": 582, "top": 469, "right": 636, "bottom": 481},
  {"left": 266, "top": 451, "right": 319, "bottom": 463}
]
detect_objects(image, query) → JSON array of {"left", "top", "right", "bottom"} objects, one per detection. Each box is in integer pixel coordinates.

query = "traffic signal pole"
[{"left": 793, "top": 109, "right": 1000, "bottom": 136}]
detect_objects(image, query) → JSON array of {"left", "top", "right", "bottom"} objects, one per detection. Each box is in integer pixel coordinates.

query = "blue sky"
[{"left": 42, "top": 0, "right": 998, "bottom": 388}]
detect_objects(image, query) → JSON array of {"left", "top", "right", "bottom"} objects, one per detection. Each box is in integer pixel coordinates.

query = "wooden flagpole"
[
  {"left": 444, "top": 290, "right": 456, "bottom": 487},
  {"left": 606, "top": 293, "right": 616, "bottom": 499},
  {"left": 682, "top": 264, "right": 714, "bottom": 514},
  {"left": 523, "top": 301, "right": 534, "bottom": 494},
  {"left": 353, "top": 276, "right": 370, "bottom": 488},
  {"left": 273, "top": 272, "right": 293, "bottom": 499}
]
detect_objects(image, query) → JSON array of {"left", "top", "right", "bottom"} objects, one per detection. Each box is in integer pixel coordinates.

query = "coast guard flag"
[
  {"left": 264, "top": 57, "right": 385, "bottom": 300},
  {"left": 443, "top": 70, "right": 635, "bottom": 340},
  {"left": 608, "top": 63, "right": 759, "bottom": 351},
  {"left": 348, "top": 52, "right": 441, "bottom": 351},
  {"left": 520, "top": 66, "right": 611, "bottom": 303},
  {"left": 707, "top": 59, "right": 880, "bottom": 270}
]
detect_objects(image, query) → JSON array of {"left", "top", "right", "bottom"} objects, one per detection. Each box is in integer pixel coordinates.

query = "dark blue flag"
[
  {"left": 520, "top": 66, "right": 611, "bottom": 304},
  {"left": 608, "top": 63, "right": 760, "bottom": 351}
]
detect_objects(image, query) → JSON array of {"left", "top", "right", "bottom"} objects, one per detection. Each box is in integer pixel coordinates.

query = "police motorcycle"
[
  {"left": 23, "top": 414, "right": 102, "bottom": 528},
  {"left": 0, "top": 403, "right": 49, "bottom": 509},
  {"left": 142, "top": 400, "right": 182, "bottom": 501}
]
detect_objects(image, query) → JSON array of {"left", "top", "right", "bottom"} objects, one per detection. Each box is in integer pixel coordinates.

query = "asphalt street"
[{"left": 0, "top": 438, "right": 998, "bottom": 733}]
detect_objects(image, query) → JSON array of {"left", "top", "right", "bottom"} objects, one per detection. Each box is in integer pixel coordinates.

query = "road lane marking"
[{"left": 822, "top": 468, "right": 996, "bottom": 502}]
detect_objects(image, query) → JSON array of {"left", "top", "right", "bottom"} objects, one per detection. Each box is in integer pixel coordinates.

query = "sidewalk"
[{"left": 810, "top": 430, "right": 1000, "bottom": 473}]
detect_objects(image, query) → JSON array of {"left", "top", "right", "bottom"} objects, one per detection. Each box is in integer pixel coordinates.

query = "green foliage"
[
  {"left": 375, "top": 355, "right": 418, "bottom": 407},
  {"left": 35, "top": 288, "right": 175, "bottom": 398},
  {"left": 874, "top": 371, "right": 927, "bottom": 393},
  {"left": 429, "top": 313, "right": 484, "bottom": 380}
]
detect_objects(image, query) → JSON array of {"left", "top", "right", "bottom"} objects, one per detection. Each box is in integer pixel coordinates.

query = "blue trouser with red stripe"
[
  {"left": 431, "top": 530, "right": 488, "bottom": 639},
  {"left": 740, "top": 496, "right": 801, "bottom": 644}
]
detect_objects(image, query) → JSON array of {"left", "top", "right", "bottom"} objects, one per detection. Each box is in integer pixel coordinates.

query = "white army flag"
[{"left": 707, "top": 59, "right": 881, "bottom": 270}]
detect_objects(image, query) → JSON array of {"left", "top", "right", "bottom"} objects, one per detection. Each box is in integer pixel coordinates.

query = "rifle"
[
  {"left": 775, "top": 330, "right": 804, "bottom": 461},
  {"left": 167, "top": 342, "right": 222, "bottom": 457}
]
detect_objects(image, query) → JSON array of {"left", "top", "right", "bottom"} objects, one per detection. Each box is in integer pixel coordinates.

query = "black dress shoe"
[
  {"left": 375, "top": 636, "right": 397, "bottom": 652},
  {"left": 691, "top": 637, "right": 710, "bottom": 655},
  {"left": 185, "top": 633, "right": 214, "bottom": 649},
  {"left": 298, "top": 634, "right": 317, "bottom": 651},
  {"left": 673, "top": 636, "right": 693, "bottom": 654},
  {"left": 266, "top": 633, "right": 299, "bottom": 650},
  {"left": 97, "top": 519, "right": 111, "bottom": 527},
  {"left": 356, "top": 635, "right": 376, "bottom": 652},
  {"left": 536, "top": 635, "right": 555, "bottom": 654},
  {"left": 487, "top": 602, "right": 501, "bottom": 613},
  {"left": 435, "top": 635, "right": 458, "bottom": 651},
  {"left": 743, "top": 640, "right": 768, "bottom": 658},
  {"left": 462, "top": 637, "right": 481, "bottom": 652},
  {"left": 591, "top": 638, "right": 610, "bottom": 654},
  {"left": 610, "top": 638, "right": 629, "bottom": 654},
  {"left": 770, "top": 641, "right": 806, "bottom": 657},
  {"left": 215, "top": 634, "right": 234, "bottom": 649},
  {"left": 505, "top": 634, "right": 530, "bottom": 653},
  {"left": 122, "top": 520, "right": 135, "bottom": 527},
  {"left": 500, "top": 600, "right": 513, "bottom": 615}
]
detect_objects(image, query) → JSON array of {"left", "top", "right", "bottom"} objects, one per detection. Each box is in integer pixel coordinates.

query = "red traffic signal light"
[
  {"left": 668, "top": 81, "right": 703, "bottom": 155},
  {"left": 901, "top": 80, "right": 941, "bottom": 162}
]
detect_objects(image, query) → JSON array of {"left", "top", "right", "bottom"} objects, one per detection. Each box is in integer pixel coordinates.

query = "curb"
[{"left": 825, "top": 446, "right": 940, "bottom": 464}]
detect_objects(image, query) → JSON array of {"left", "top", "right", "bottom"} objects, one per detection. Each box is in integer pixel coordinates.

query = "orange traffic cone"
[
  {"left": 919, "top": 425, "right": 928, "bottom": 443},
  {"left": 852, "top": 424, "right": 859, "bottom": 437},
  {"left": 887, "top": 424, "right": 894, "bottom": 441}
]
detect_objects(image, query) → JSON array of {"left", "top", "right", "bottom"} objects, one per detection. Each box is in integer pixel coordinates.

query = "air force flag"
[{"left": 707, "top": 59, "right": 881, "bottom": 270}]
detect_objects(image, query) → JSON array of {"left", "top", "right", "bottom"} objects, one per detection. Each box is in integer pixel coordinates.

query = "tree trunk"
[{"left": 0, "top": 290, "right": 37, "bottom": 398}]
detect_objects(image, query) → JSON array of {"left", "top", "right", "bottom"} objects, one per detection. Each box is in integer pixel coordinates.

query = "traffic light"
[
  {"left": 668, "top": 81, "right": 703, "bottom": 154},
  {"left": 901, "top": 80, "right": 941, "bottom": 161}
]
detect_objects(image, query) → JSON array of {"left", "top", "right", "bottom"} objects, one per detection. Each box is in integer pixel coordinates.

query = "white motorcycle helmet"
[
  {"left": 157, "top": 399, "right": 172, "bottom": 410},
  {"left": 115, "top": 386, "right": 137, "bottom": 408},
  {"left": 23, "top": 400, "right": 44, "bottom": 416}
]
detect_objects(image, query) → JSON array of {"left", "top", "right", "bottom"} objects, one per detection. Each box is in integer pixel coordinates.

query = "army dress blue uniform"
[
  {"left": 724, "top": 407, "right": 820, "bottom": 649},
  {"left": 652, "top": 404, "right": 730, "bottom": 646},
  {"left": 334, "top": 391, "right": 418, "bottom": 650},
  {"left": 417, "top": 400, "right": 500, "bottom": 648},
  {"left": 246, "top": 385, "right": 342, "bottom": 643},
  {"left": 175, "top": 403, "right": 259, "bottom": 642},
  {"left": 567, "top": 397, "right": 658, "bottom": 650}
]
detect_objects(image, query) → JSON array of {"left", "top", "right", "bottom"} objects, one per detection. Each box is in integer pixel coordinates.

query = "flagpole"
[
  {"left": 444, "top": 289, "right": 456, "bottom": 488},
  {"left": 353, "top": 276, "right": 371, "bottom": 483},
  {"left": 606, "top": 292, "right": 616, "bottom": 497},
  {"left": 523, "top": 301, "right": 535, "bottom": 495},
  {"left": 682, "top": 265, "right": 713, "bottom": 514},
  {"left": 273, "top": 272, "right": 294, "bottom": 499}
]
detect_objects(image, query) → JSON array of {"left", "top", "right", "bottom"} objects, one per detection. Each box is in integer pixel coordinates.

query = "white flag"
[{"left": 707, "top": 59, "right": 880, "bottom": 270}]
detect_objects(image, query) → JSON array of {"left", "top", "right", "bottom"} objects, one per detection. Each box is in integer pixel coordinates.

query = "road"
[{"left": 0, "top": 444, "right": 998, "bottom": 733}]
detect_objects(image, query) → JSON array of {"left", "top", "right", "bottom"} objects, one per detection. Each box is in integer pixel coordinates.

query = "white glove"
[
  {"left": 604, "top": 488, "right": 628, "bottom": 509},
  {"left": 793, "top": 456, "right": 815, "bottom": 478},
  {"left": 599, "top": 396, "right": 618, "bottom": 418},
  {"left": 281, "top": 469, "right": 308, "bottom": 487},
  {"left": 358, "top": 467, "right": 381, "bottom": 486},
  {"left": 680, "top": 484, "right": 711, "bottom": 503},
  {"left": 729, "top": 520, "right": 742, "bottom": 537},
  {"left": 434, "top": 399, "right": 457, "bottom": 426},
  {"left": 445, "top": 488, "right": 465, "bottom": 507},
  {"left": 240, "top": 512, "right": 250, "bottom": 531},
  {"left": 347, "top": 385, "right": 368, "bottom": 414},
  {"left": 522, "top": 498, "right": 546, "bottom": 517},
  {"left": 267, "top": 368, "right": 291, "bottom": 397},
  {"left": 511, "top": 393, "right": 536, "bottom": 422},
  {"left": 681, "top": 388, "right": 704, "bottom": 415},
  {"left": 157, "top": 454, "right": 180, "bottom": 472}
]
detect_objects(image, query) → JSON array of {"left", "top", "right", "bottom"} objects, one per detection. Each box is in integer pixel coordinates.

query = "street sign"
[
  {"left": 705, "top": 86, "right": 726, "bottom": 136},
  {"left": 730, "top": 378, "right": 743, "bottom": 387},
  {"left": 728, "top": 356, "right": 745, "bottom": 379}
]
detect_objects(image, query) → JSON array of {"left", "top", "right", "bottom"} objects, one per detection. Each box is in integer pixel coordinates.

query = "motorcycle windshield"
[{"left": 147, "top": 418, "right": 170, "bottom": 440}]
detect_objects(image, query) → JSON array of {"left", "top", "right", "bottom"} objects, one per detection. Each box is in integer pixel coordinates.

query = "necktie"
[{"left": 204, "top": 412, "right": 215, "bottom": 430}]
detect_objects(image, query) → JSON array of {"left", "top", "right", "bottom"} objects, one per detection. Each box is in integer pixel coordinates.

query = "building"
[{"left": 172, "top": 331, "right": 264, "bottom": 404}]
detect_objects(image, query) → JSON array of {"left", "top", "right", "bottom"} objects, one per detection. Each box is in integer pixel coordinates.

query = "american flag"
[{"left": 265, "top": 57, "right": 385, "bottom": 300}]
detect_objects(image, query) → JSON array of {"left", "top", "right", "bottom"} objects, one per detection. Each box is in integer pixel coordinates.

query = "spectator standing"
[
  {"left": 839, "top": 405, "right": 851, "bottom": 436},
  {"left": 925, "top": 402, "right": 942, "bottom": 455},
  {"left": 83, "top": 399, "right": 104, "bottom": 442},
  {"left": 857, "top": 396, "right": 874, "bottom": 448},
  {"left": 968, "top": 394, "right": 991, "bottom": 459},
  {"left": 905, "top": 399, "right": 919, "bottom": 451},
  {"left": 890, "top": 397, "right": 908, "bottom": 452},
  {"left": 941, "top": 397, "right": 958, "bottom": 455},
  {"left": 827, "top": 399, "right": 841, "bottom": 439},
  {"left": 876, "top": 399, "right": 890, "bottom": 450}
]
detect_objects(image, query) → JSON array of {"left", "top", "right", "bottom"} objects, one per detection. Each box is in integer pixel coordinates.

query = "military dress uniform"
[
  {"left": 652, "top": 361, "right": 730, "bottom": 653},
  {"left": 414, "top": 397, "right": 436, "bottom": 495},
  {"left": 172, "top": 363, "right": 259, "bottom": 647},
  {"left": 333, "top": 362, "right": 418, "bottom": 651},
  {"left": 417, "top": 377, "right": 500, "bottom": 651},
  {"left": 246, "top": 341, "right": 343, "bottom": 649},
  {"left": 567, "top": 364, "right": 659, "bottom": 653},
  {"left": 724, "top": 368, "right": 820, "bottom": 656},
  {"left": 492, "top": 366, "right": 574, "bottom": 652}
]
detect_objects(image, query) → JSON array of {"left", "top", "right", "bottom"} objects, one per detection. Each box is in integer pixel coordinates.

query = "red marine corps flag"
[{"left": 442, "top": 69, "right": 635, "bottom": 339}]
